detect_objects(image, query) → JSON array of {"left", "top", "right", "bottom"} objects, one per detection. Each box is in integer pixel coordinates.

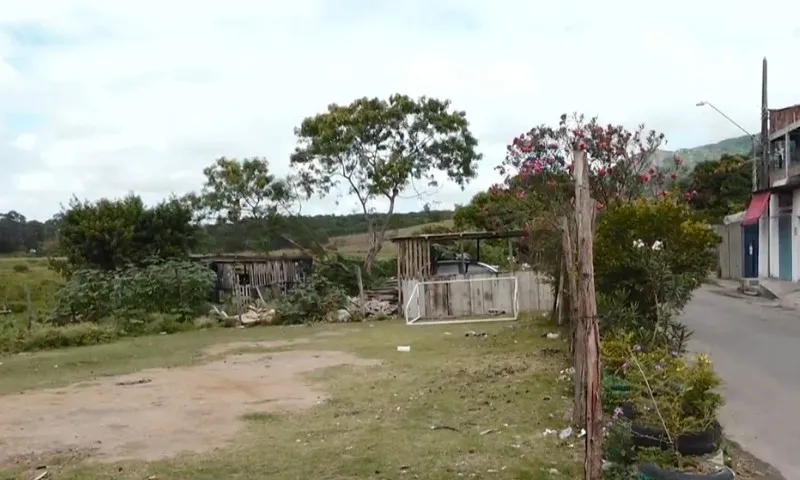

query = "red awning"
[{"left": 741, "top": 192, "right": 771, "bottom": 226}]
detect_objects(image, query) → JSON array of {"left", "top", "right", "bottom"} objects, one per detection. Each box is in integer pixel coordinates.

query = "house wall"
[
  {"left": 760, "top": 188, "right": 800, "bottom": 281},
  {"left": 769, "top": 194, "right": 780, "bottom": 277},
  {"left": 793, "top": 190, "right": 800, "bottom": 282},
  {"left": 759, "top": 214, "right": 769, "bottom": 277}
]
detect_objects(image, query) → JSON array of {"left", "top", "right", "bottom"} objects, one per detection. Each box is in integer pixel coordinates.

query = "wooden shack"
[
  {"left": 190, "top": 254, "right": 313, "bottom": 302},
  {"left": 390, "top": 230, "right": 552, "bottom": 323}
]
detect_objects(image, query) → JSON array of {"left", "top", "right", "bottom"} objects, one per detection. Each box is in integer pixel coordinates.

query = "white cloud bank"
[{"left": 2, "top": 0, "right": 800, "bottom": 220}]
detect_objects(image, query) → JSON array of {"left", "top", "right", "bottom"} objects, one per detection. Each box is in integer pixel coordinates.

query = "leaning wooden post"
[
  {"left": 561, "top": 214, "right": 584, "bottom": 424},
  {"left": 573, "top": 147, "right": 603, "bottom": 479}
]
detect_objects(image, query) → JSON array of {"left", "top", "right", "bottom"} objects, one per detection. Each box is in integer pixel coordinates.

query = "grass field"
[
  {"left": 0, "top": 257, "right": 62, "bottom": 328},
  {"left": 0, "top": 314, "right": 579, "bottom": 479}
]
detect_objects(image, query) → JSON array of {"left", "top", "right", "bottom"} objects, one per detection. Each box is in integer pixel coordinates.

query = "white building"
[{"left": 747, "top": 103, "right": 800, "bottom": 281}]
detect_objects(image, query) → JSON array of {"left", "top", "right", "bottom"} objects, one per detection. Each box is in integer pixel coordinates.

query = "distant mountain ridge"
[{"left": 657, "top": 135, "right": 753, "bottom": 166}]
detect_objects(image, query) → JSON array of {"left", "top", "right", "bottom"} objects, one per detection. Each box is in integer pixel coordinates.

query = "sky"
[{"left": 2, "top": 0, "right": 800, "bottom": 221}]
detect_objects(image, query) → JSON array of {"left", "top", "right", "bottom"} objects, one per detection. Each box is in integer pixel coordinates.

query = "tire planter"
[
  {"left": 637, "top": 463, "right": 734, "bottom": 479},
  {"left": 631, "top": 421, "right": 722, "bottom": 456}
]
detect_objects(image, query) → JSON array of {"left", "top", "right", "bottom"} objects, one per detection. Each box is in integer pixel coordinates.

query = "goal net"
[{"left": 403, "top": 275, "right": 519, "bottom": 326}]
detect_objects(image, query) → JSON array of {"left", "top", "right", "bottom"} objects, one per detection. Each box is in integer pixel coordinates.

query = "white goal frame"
[{"left": 403, "top": 275, "right": 520, "bottom": 326}]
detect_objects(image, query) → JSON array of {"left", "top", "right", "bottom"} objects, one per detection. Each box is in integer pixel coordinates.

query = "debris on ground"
[
  {"left": 209, "top": 305, "right": 277, "bottom": 327},
  {"left": 397, "top": 346, "right": 411, "bottom": 352},
  {"left": 465, "top": 331, "right": 488, "bottom": 338},
  {"left": 557, "top": 367, "right": 575, "bottom": 382},
  {"left": 544, "top": 332, "right": 560, "bottom": 339},
  {"left": 238, "top": 305, "right": 277, "bottom": 326},
  {"left": 346, "top": 297, "right": 396, "bottom": 319},
  {"left": 326, "top": 308, "right": 351, "bottom": 323},
  {"left": 430, "top": 424, "right": 459, "bottom": 432},
  {"left": 115, "top": 378, "right": 152, "bottom": 387}
]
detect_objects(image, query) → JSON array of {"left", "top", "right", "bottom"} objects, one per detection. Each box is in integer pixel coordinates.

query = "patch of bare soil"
[
  {"left": 0, "top": 349, "right": 378, "bottom": 465},
  {"left": 201, "top": 338, "right": 310, "bottom": 356}
]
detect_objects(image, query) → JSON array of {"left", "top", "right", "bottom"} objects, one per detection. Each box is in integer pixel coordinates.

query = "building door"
[
  {"left": 743, "top": 224, "right": 759, "bottom": 278},
  {"left": 779, "top": 216, "right": 793, "bottom": 281}
]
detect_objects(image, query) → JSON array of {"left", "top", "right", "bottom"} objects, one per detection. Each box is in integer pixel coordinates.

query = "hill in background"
[{"left": 657, "top": 135, "right": 753, "bottom": 166}]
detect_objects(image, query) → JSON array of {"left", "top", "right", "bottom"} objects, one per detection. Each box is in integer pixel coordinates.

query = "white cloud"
[{"left": 2, "top": 0, "right": 800, "bottom": 220}]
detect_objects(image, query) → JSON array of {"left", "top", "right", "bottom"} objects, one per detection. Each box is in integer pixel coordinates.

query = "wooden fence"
[{"left": 400, "top": 270, "right": 553, "bottom": 320}]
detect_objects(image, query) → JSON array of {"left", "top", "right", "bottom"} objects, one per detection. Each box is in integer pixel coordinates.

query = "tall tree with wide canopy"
[
  {"left": 290, "top": 94, "right": 482, "bottom": 272},
  {"left": 194, "top": 157, "right": 319, "bottom": 253}
]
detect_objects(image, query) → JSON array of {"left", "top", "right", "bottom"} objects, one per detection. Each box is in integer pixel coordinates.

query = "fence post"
[
  {"left": 174, "top": 267, "right": 185, "bottom": 322},
  {"left": 574, "top": 148, "right": 603, "bottom": 479},
  {"left": 25, "top": 285, "right": 35, "bottom": 331}
]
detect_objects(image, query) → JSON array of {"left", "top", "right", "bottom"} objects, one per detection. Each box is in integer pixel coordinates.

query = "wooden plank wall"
[
  {"left": 400, "top": 270, "right": 553, "bottom": 320},
  {"left": 715, "top": 223, "right": 742, "bottom": 280},
  {"left": 217, "top": 260, "right": 308, "bottom": 293},
  {"left": 396, "top": 238, "right": 432, "bottom": 279}
]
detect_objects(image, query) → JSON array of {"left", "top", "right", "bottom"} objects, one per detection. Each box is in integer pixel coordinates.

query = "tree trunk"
[
  {"left": 363, "top": 190, "right": 399, "bottom": 274},
  {"left": 573, "top": 149, "right": 603, "bottom": 480},
  {"left": 561, "top": 216, "right": 584, "bottom": 426}
]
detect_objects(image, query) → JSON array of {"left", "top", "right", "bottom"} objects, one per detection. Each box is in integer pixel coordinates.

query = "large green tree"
[
  {"left": 198, "top": 157, "right": 294, "bottom": 222},
  {"left": 290, "top": 94, "right": 482, "bottom": 272},
  {"left": 687, "top": 154, "right": 752, "bottom": 223},
  {"left": 58, "top": 195, "right": 196, "bottom": 271},
  {"left": 196, "top": 157, "right": 313, "bottom": 252}
]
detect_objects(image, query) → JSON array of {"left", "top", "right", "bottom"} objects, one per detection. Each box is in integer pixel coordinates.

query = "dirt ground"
[{"left": 0, "top": 340, "right": 378, "bottom": 464}]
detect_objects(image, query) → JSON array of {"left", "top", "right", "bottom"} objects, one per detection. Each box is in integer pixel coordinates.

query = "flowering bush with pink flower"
[{"left": 496, "top": 113, "right": 691, "bottom": 216}]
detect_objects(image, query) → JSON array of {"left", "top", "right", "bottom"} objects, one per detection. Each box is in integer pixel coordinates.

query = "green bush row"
[
  {"left": 0, "top": 314, "right": 204, "bottom": 355},
  {"left": 50, "top": 259, "right": 215, "bottom": 325}
]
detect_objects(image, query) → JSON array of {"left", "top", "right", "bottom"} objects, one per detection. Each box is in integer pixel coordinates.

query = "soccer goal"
[{"left": 403, "top": 275, "right": 520, "bottom": 326}]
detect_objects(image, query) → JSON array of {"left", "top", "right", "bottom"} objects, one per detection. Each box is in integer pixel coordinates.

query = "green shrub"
[
  {"left": 273, "top": 274, "right": 348, "bottom": 325},
  {"left": 0, "top": 323, "right": 120, "bottom": 353},
  {"left": 50, "top": 259, "right": 215, "bottom": 325},
  {"left": 596, "top": 197, "right": 718, "bottom": 302},
  {"left": 12, "top": 263, "right": 29, "bottom": 273},
  {"left": 116, "top": 313, "right": 198, "bottom": 336},
  {"left": 313, "top": 256, "right": 396, "bottom": 296},
  {"left": 595, "top": 197, "right": 718, "bottom": 342}
]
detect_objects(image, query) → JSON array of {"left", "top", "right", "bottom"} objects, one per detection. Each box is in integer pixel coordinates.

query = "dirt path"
[{"left": 0, "top": 343, "right": 378, "bottom": 464}]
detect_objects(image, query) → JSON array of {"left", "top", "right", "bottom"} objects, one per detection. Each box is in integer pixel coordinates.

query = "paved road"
[{"left": 681, "top": 286, "right": 800, "bottom": 478}]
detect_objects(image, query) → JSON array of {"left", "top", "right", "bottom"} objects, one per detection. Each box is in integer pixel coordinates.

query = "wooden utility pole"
[
  {"left": 760, "top": 57, "right": 769, "bottom": 191},
  {"left": 573, "top": 148, "right": 603, "bottom": 479}
]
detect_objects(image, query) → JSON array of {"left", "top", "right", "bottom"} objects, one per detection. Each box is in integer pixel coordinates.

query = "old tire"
[
  {"left": 638, "top": 463, "right": 734, "bottom": 479},
  {"left": 631, "top": 421, "right": 722, "bottom": 456}
]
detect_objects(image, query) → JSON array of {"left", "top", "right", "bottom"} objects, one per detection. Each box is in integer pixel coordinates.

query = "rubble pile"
[
  {"left": 347, "top": 296, "right": 397, "bottom": 318},
  {"left": 209, "top": 305, "right": 276, "bottom": 326}
]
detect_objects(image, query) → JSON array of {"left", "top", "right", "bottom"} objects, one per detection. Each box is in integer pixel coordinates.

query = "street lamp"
[{"left": 696, "top": 101, "right": 758, "bottom": 188}]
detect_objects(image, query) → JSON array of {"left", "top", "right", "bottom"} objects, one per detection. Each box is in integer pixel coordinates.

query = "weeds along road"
[{"left": 681, "top": 286, "right": 800, "bottom": 479}]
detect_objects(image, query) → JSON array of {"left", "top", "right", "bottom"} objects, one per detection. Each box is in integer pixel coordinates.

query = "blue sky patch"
[
  {"left": 5, "top": 23, "right": 72, "bottom": 47},
  {"left": 4, "top": 113, "right": 47, "bottom": 132}
]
